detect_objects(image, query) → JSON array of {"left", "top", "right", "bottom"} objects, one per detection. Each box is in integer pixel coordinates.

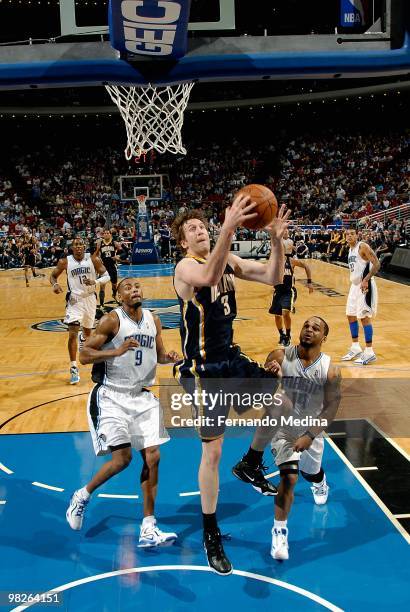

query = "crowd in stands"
[{"left": 0, "top": 129, "right": 409, "bottom": 270}]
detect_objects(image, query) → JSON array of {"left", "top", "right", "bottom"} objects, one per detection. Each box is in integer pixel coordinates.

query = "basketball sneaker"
[
  {"left": 341, "top": 346, "right": 363, "bottom": 361},
  {"left": 138, "top": 522, "right": 177, "bottom": 547},
  {"left": 271, "top": 527, "right": 289, "bottom": 560},
  {"left": 203, "top": 529, "right": 233, "bottom": 575},
  {"left": 278, "top": 332, "right": 288, "bottom": 347},
  {"left": 66, "top": 490, "right": 89, "bottom": 530},
  {"left": 311, "top": 478, "right": 329, "bottom": 505},
  {"left": 232, "top": 457, "right": 278, "bottom": 495},
  {"left": 354, "top": 351, "right": 376, "bottom": 365},
  {"left": 70, "top": 366, "right": 80, "bottom": 384}
]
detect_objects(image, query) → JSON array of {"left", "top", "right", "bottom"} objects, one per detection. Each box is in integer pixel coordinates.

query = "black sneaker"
[
  {"left": 283, "top": 334, "right": 291, "bottom": 347},
  {"left": 278, "top": 333, "right": 287, "bottom": 347},
  {"left": 232, "top": 458, "right": 278, "bottom": 496},
  {"left": 203, "top": 529, "right": 232, "bottom": 576}
]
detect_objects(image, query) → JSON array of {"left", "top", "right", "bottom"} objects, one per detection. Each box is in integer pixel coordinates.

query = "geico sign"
[{"left": 121, "top": 0, "right": 182, "bottom": 55}]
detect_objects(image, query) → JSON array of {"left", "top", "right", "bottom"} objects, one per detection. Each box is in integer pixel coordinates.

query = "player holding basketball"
[
  {"left": 341, "top": 228, "right": 380, "bottom": 365},
  {"left": 171, "top": 193, "right": 290, "bottom": 575},
  {"left": 94, "top": 228, "right": 121, "bottom": 307},
  {"left": 66, "top": 277, "right": 180, "bottom": 546},
  {"left": 269, "top": 254, "right": 314, "bottom": 346},
  {"left": 234, "top": 317, "right": 341, "bottom": 560},
  {"left": 20, "top": 230, "right": 38, "bottom": 287},
  {"left": 50, "top": 236, "right": 110, "bottom": 384}
]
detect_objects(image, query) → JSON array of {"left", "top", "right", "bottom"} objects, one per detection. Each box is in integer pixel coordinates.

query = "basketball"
[{"left": 236, "top": 184, "right": 278, "bottom": 230}]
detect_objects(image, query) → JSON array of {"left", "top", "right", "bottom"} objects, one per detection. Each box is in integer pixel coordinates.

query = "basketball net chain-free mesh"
[{"left": 105, "top": 82, "right": 194, "bottom": 160}]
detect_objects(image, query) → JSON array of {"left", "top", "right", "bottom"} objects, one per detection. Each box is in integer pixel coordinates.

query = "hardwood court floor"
[{"left": 0, "top": 260, "right": 409, "bottom": 453}]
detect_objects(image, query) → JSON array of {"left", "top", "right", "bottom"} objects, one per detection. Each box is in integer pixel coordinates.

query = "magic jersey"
[
  {"left": 92, "top": 307, "right": 157, "bottom": 394},
  {"left": 66, "top": 253, "right": 97, "bottom": 299},
  {"left": 348, "top": 241, "right": 372, "bottom": 286}
]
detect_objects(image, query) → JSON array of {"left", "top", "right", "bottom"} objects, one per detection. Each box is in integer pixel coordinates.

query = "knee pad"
[
  {"left": 279, "top": 461, "right": 299, "bottom": 476},
  {"left": 300, "top": 467, "right": 324, "bottom": 483}
]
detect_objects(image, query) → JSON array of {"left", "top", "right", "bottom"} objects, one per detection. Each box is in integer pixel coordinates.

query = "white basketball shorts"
[
  {"left": 271, "top": 435, "right": 324, "bottom": 475},
  {"left": 87, "top": 385, "right": 170, "bottom": 456},
  {"left": 64, "top": 293, "right": 97, "bottom": 329},
  {"left": 346, "top": 280, "right": 377, "bottom": 319}
]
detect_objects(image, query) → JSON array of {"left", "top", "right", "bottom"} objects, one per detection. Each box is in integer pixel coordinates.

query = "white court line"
[
  {"left": 356, "top": 466, "right": 378, "bottom": 471},
  {"left": 394, "top": 513, "right": 410, "bottom": 519},
  {"left": 11, "top": 565, "right": 344, "bottom": 612},
  {"left": 327, "top": 432, "right": 346, "bottom": 437},
  {"left": 97, "top": 494, "right": 139, "bottom": 499},
  {"left": 32, "top": 482, "right": 64, "bottom": 492},
  {"left": 266, "top": 470, "right": 280, "bottom": 479},
  {"left": 0, "top": 462, "right": 13, "bottom": 474},
  {"left": 366, "top": 419, "right": 410, "bottom": 462},
  {"left": 0, "top": 500, "right": 6, "bottom": 505},
  {"left": 325, "top": 436, "right": 410, "bottom": 545},
  {"left": 179, "top": 491, "right": 200, "bottom": 497}
]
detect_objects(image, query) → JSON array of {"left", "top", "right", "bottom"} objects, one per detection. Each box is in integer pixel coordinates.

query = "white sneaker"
[
  {"left": 341, "top": 347, "right": 363, "bottom": 361},
  {"left": 66, "top": 490, "right": 89, "bottom": 530},
  {"left": 139, "top": 523, "right": 178, "bottom": 547},
  {"left": 354, "top": 352, "right": 377, "bottom": 365},
  {"left": 70, "top": 366, "right": 80, "bottom": 384},
  {"left": 311, "top": 480, "right": 329, "bottom": 505},
  {"left": 271, "top": 527, "right": 289, "bottom": 560}
]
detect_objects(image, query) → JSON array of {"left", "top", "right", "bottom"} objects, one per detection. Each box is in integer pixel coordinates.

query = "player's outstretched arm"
[
  {"left": 293, "top": 259, "right": 314, "bottom": 293},
  {"left": 79, "top": 312, "right": 138, "bottom": 364},
  {"left": 175, "top": 193, "right": 257, "bottom": 293},
  {"left": 228, "top": 205, "right": 291, "bottom": 285},
  {"left": 154, "top": 316, "right": 180, "bottom": 364},
  {"left": 49, "top": 258, "right": 67, "bottom": 294}
]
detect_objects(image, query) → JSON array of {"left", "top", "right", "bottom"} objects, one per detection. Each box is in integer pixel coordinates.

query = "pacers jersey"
[
  {"left": 100, "top": 239, "right": 117, "bottom": 270},
  {"left": 281, "top": 345, "right": 330, "bottom": 421},
  {"left": 176, "top": 257, "right": 236, "bottom": 362},
  {"left": 348, "top": 241, "right": 373, "bottom": 286},
  {"left": 66, "top": 253, "right": 96, "bottom": 298},
  {"left": 92, "top": 307, "right": 157, "bottom": 394},
  {"left": 275, "top": 255, "right": 294, "bottom": 292}
]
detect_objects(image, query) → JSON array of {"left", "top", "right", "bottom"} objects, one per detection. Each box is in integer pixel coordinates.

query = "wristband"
[
  {"left": 307, "top": 279, "right": 312, "bottom": 284},
  {"left": 303, "top": 430, "right": 315, "bottom": 441}
]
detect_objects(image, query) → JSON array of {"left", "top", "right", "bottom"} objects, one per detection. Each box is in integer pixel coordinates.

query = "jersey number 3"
[{"left": 221, "top": 294, "right": 230, "bottom": 315}]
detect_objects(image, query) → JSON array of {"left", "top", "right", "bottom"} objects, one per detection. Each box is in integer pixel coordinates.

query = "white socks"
[
  {"left": 142, "top": 515, "right": 156, "bottom": 528},
  {"left": 364, "top": 347, "right": 374, "bottom": 355},
  {"left": 274, "top": 519, "right": 287, "bottom": 531},
  {"left": 70, "top": 361, "right": 77, "bottom": 368},
  {"left": 351, "top": 342, "right": 362, "bottom": 351},
  {"left": 78, "top": 486, "right": 90, "bottom": 500}
]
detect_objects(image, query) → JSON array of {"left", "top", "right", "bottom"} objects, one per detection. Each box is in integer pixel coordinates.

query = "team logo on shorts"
[{"left": 31, "top": 299, "right": 183, "bottom": 331}]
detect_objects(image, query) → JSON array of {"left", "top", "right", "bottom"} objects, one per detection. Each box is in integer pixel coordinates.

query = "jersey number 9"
[{"left": 135, "top": 350, "right": 143, "bottom": 366}]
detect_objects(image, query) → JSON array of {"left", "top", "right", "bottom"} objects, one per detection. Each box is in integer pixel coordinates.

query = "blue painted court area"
[
  {"left": 0, "top": 430, "right": 409, "bottom": 612},
  {"left": 119, "top": 264, "right": 174, "bottom": 278}
]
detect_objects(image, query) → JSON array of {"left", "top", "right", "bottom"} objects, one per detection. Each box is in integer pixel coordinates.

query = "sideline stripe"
[
  {"left": 325, "top": 436, "right": 410, "bottom": 545},
  {"left": 0, "top": 462, "right": 13, "bottom": 474},
  {"left": 97, "top": 494, "right": 139, "bottom": 499},
  {"left": 32, "top": 482, "right": 64, "bottom": 492},
  {"left": 367, "top": 419, "right": 410, "bottom": 462},
  {"left": 179, "top": 491, "right": 200, "bottom": 497},
  {"left": 356, "top": 466, "right": 378, "bottom": 471},
  {"left": 394, "top": 513, "right": 410, "bottom": 519},
  {"left": 11, "top": 565, "right": 344, "bottom": 612}
]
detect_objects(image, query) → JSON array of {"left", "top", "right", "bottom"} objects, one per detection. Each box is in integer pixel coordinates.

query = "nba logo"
[{"left": 340, "top": 0, "right": 369, "bottom": 28}]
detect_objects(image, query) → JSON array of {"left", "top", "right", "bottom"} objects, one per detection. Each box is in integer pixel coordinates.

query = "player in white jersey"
[
  {"left": 65, "top": 277, "right": 181, "bottom": 547},
  {"left": 342, "top": 228, "right": 380, "bottom": 365},
  {"left": 234, "top": 317, "right": 341, "bottom": 561},
  {"left": 50, "top": 237, "right": 109, "bottom": 384}
]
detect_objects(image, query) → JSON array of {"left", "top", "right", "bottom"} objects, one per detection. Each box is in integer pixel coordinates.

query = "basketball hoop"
[
  {"left": 105, "top": 82, "right": 194, "bottom": 160},
  {"left": 136, "top": 193, "right": 148, "bottom": 214}
]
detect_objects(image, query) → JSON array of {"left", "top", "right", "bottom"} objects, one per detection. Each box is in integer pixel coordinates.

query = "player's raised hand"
[
  {"left": 115, "top": 338, "right": 140, "bottom": 356},
  {"left": 223, "top": 193, "right": 258, "bottom": 232},
  {"left": 165, "top": 350, "right": 180, "bottom": 363},
  {"left": 265, "top": 204, "right": 291, "bottom": 240}
]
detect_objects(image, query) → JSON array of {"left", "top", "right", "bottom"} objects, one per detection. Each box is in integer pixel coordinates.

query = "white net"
[{"left": 105, "top": 82, "right": 194, "bottom": 160}]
